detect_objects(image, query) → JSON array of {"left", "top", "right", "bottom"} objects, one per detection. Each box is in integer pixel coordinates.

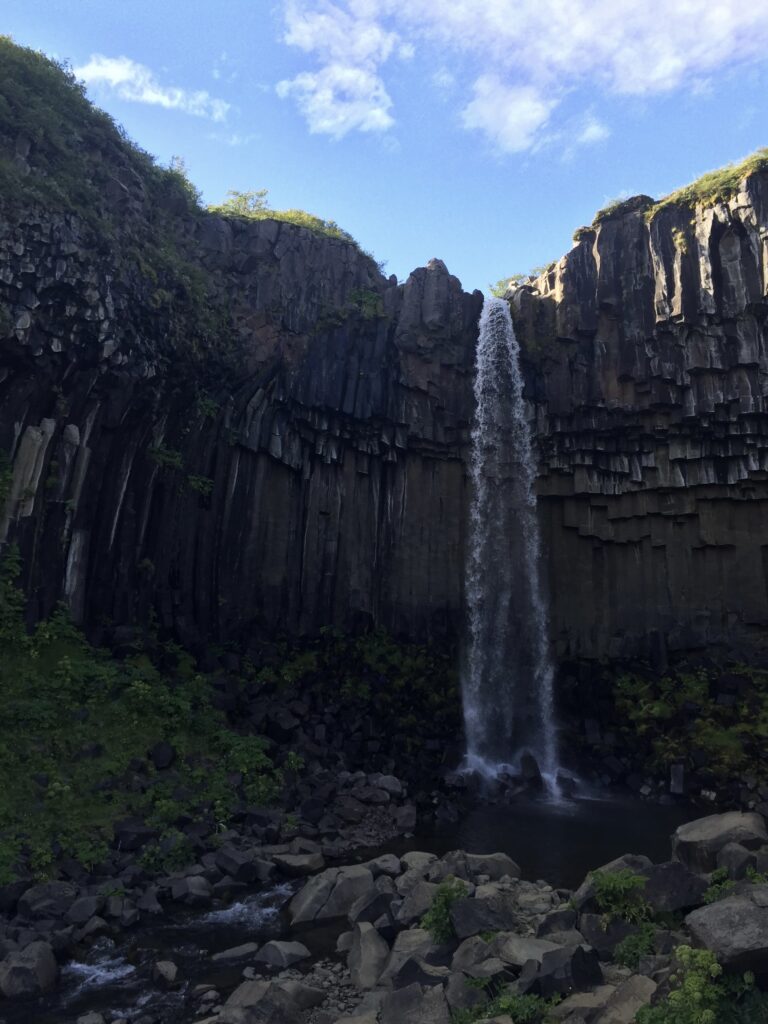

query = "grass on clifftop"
[{"left": 647, "top": 147, "right": 768, "bottom": 219}]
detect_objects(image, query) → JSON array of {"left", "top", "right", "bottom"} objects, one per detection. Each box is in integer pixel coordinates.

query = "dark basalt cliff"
[
  {"left": 2, "top": 95, "right": 768, "bottom": 660},
  {"left": 0, "top": 201, "right": 482, "bottom": 644},
  {"left": 513, "top": 176, "right": 768, "bottom": 661}
]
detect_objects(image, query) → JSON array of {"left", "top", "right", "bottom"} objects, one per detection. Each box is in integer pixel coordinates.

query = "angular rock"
[
  {"left": 272, "top": 851, "right": 325, "bottom": 877},
  {"left": 592, "top": 975, "right": 657, "bottom": 1024},
  {"left": 643, "top": 861, "right": 708, "bottom": 913},
  {"left": 672, "top": 813, "right": 767, "bottom": 873},
  {"left": 380, "top": 981, "right": 451, "bottom": 1024},
  {"left": 0, "top": 940, "right": 57, "bottom": 997},
  {"left": 289, "top": 868, "right": 339, "bottom": 924},
  {"left": 685, "top": 885, "right": 768, "bottom": 971},
  {"left": 152, "top": 959, "right": 179, "bottom": 987},
  {"left": 450, "top": 892, "right": 522, "bottom": 939},
  {"left": 716, "top": 842, "right": 756, "bottom": 880},
  {"left": 519, "top": 944, "right": 603, "bottom": 998},
  {"left": 18, "top": 881, "right": 77, "bottom": 919},
  {"left": 212, "top": 942, "right": 261, "bottom": 962},
  {"left": 349, "top": 922, "right": 389, "bottom": 989},
  {"left": 253, "top": 940, "right": 310, "bottom": 969}
]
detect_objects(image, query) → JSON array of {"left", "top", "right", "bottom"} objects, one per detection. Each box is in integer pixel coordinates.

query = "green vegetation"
[
  {"left": 187, "top": 474, "right": 215, "bottom": 497},
  {"left": 0, "top": 546, "right": 285, "bottom": 882},
  {"left": 489, "top": 265, "right": 553, "bottom": 296},
  {"left": 148, "top": 444, "right": 184, "bottom": 471},
  {"left": 208, "top": 188, "right": 361, "bottom": 246},
  {"left": 703, "top": 867, "right": 736, "bottom": 905},
  {"left": 452, "top": 989, "right": 559, "bottom": 1024},
  {"left": 348, "top": 288, "right": 384, "bottom": 320},
  {"left": 590, "top": 868, "right": 651, "bottom": 926},
  {"left": 647, "top": 148, "right": 768, "bottom": 221},
  {"left": 614, "top": 922, "right": 656, "bottom": 968},
  {"left": 421, "top": 877, "right": 467, "bottom": 942},
  {"left": 614, "top": 666, "right": 768, "bottom": 783},
  {"left": 636, "top": 946, "right": 768, "bottom": 1024}
]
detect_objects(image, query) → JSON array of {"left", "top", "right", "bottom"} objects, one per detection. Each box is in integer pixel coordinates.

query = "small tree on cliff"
[{"left": 208, "top": 188, "right": 270, "bottom": 217}]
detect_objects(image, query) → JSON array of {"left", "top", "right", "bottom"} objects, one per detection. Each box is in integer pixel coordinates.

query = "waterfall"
[{"left": 462, "top": 296, "right": 559, "bottom": 787}]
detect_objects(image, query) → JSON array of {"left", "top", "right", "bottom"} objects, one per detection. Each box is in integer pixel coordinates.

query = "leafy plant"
[
  {"left": 703, "top": 867, "right": 736, "bottom": 904},
  {"left": 451, "top": 988, "right": 558, "bottom": 1024},
  {"left": 590, "top": 868, "right": 651, "bottom": 926},
  {"left": 148, "top": 444, "right": 184, "bottom": 471},
  {"left": 636, "top": 946, "right": 767, "bottom": 1024},
  {"left": 187, "top": 474, "right": 214, "bottom": 496},
  {"left": 421, "top": 876, "right": 468, "bottom": 942},
  {"left": 614, "top": 922, "right": 656, "bottom": 968}
]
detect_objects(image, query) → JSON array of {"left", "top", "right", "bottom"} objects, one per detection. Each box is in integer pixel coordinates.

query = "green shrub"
[
  {"left": 647, "top": 148, "right": 768, "bottom": 221},
  {"left": 614, "top": 922, "right": 656, "bottom": 968},
  {"left": 703, "top": 867, "right": 736, "bottom": 905},
  {"left": 422, "top": 877, "right": 468, "bottom": 942},
  {"left": 451, "top": 989, "right": 558, "bottom": 1024},
  {"left": 0, "top": 548, "right": 285, "bottom": 881},
  {"left": 636, "top": 945, "right": 768, "bottom": 1024},
  {"left": 591, "top": 868, "right": 651, "bottom": 925}
]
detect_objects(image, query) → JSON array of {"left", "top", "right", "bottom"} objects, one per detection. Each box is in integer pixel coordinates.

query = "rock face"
[
  {"left": 512, "top": 179, "right": 768, "bottom": 659},
  {"left": 3, "top": 115, "right": 768, "bottom": 660}
]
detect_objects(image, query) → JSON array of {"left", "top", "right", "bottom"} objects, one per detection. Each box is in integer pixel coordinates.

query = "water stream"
[{"left": 462, "top": 296, "right": 559, "bottom": 785}]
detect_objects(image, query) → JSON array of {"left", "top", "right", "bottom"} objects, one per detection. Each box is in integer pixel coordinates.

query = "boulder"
[
  {"left": 349, "top": 923, "right": 389, "bottom": 989},
  {"left": 685, "top": 885, "right": 768, "bottom": 972},
  {"left": 451, "top": 935, "right": 492, "bottom": 971},
  {"left": 171, "top": 875, "right": 212, "bottom": 907},
  {"left": 716, "top": 842, "right": 756, "bottom": 880},
  {"left": 253, "top": 940, "right": 310, "bottom": 969},
  {"left": 519, "top": 944, "right": 603, "bottom": 998},
  {"left": 391, "top": 955, "right": 452, "bottom": 989},
  {"left": 571, "top": 855, "right": 652, "bottom": 912},
  {"left": 152, "top": 959, "right": 179, "bottom": 987},
  {"left": 643, "top": 861, "right": 708, "bottom": 913},
  {"left": 592, "top": 975, "right": 657, "bottom": 1023},
  {"left": 445, "top": 969, "right": 489, "bottom": 1013},
  {"left": 66, "top": 894, "right": 105, "bottom": 925},
  {"left": 18, "top": 880, "right": 77, "bottom": 919},
  {"left": 491, "top": 933, "right": 560, "bottom": 968},
  {"left": 549, "top": 985, "right": 617, "bottom": 1021},
  {"left": 380, "top": 928, "right": 433, "bottom": 984},
  {"left": 320, "top": 866, "right": 375, "bottom": 920},
  {"left": 400, "top": 851, "right": 437, "bottom": 872},
  {"left": 0, "top": 940, "right": 57, "bottom": 997},
  {"left": 215, "top": 846, "right": 258, "bottom": 883},
  {"left": 672, "top": 813, "right": 767, "bottom": 873},
  {"left": 450, "top": 892, "right": 522, "bottom": 939},
  {"left": 466, "top": 852, "right": 521, "bottom": 881},
  {"left": 380, "top": 981, "right": 451, "bottom": 1024},
  {"left": 578, "top": 915, "right": 643, "bottom": 959},
  {"left": 364, "top": 853, "right": 402, "bottom": 878},
  {"left": 212, "top": 942, "right": 261, "bottom": 962},
  {"left": 395, "top": 880, "right": 440, "bottom": 926},
  {"left": 537, "top": 908, "right": 578, "bottom": 936},
  {"left": 289, "top": 868, "right": 339, "bottom": 924},
  {"left": 272, "top": 852, "right": 325, "bottom": 877},
  {"left": 368, "top": 774, "right": 403, "bottom": 796},
  {"left": 349, "top": 885, "right": 397, "bottom": 926}
]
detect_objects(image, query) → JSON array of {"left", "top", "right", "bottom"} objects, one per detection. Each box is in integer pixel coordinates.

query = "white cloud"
[
  {"left": 75, "top": 54, "right": 230, "bottom": 122},
  {"left": 462, "top": 77, "right": 554, "bottom": 153},
  {"left": 576, "top": 116, "right": 610, "bottom": 145},
  {"left": 276, "top": 64, "right": 394, "bottom": 136},
  {"left": 432, "top": 68, "right": 455, "bottom": 92},
  {"left": 277, "top": 0, "right": 768, "bottom": 151}
]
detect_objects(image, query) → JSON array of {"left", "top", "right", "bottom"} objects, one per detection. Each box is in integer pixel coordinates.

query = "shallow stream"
[{"left": 4, "top": 794, "right": 697, "bottom": 1024}]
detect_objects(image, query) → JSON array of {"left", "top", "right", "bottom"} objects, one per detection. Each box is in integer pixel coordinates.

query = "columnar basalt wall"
[
  {"left": 0, "top": 204, "right": 482, "bottom": 645},
  {"left": 513, "top": 175, "right": 768, "bottom": 660}
]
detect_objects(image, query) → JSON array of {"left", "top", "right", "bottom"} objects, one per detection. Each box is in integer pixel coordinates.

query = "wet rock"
[
  {"left": 215, "top": 845, "right": 259, "bottom": 883},
  {"left": 348, "top": 922, "right": 389, "bottom": 989},
  {"left": 272, "top": 851, "right": 325, "bottom": 876},
  {"left": 170, "top": 875, "right": 212, "bottom": 907},
  {"left": 672, "top": 812, "right": 767, "bottom": 873},
  {"left": 212, "top": 942, "right": 261, "bottom": 962},
  {"left": 0, "top": 940, "right": 57, "bottom": 997},
  {"left": 289, "top": 868, "right": 339, "bottom": 924},
  {"left": 152, "top": 959, "right": 179, "bottom": 987}
]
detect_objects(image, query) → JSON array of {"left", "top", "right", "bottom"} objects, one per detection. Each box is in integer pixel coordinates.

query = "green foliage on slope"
[
  {"left": 0, "top": 546, "right": 284, "bottom": 882},
  {"left": 208, "top": 188, "right": 361, "bottom": 246}
]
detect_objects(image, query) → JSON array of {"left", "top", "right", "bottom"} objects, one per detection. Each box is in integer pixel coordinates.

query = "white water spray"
[{"left": 462, "top": 297, "right": 559, "bottom": 789}]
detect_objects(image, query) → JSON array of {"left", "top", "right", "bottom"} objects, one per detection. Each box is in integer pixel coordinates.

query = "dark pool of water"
[
  {"left": 404, "top": 794, "right": 699, "bottom": 889},
  {"left": 3, "top": 793, "right": 699, "bottom": 1023}
]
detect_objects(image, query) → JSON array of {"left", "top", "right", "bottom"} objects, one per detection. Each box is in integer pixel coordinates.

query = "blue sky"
[{"left": 5, "top": 0, "right": 768, "bottom": 292}]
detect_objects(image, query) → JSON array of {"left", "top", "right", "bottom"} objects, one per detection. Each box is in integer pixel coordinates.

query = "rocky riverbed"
[{"left": 2, "top": 803, "right": 768, "bottom": 1023}]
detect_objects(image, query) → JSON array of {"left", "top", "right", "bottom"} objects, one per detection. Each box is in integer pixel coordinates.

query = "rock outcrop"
[{"left": 513, "top": 176, "right": 768, "bottom": 659}]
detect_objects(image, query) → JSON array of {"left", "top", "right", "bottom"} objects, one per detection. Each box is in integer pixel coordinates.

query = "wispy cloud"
[
  {"left": 75, "top": 54, "right": 230, "bottom": 122},
  {"left": 277, "top": 1, "right": 768, "bottom": 152}
]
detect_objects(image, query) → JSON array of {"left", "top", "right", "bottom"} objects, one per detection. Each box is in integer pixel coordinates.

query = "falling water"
[{"left": 462, "top": 296, "right": 559, "bottom": 788}]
